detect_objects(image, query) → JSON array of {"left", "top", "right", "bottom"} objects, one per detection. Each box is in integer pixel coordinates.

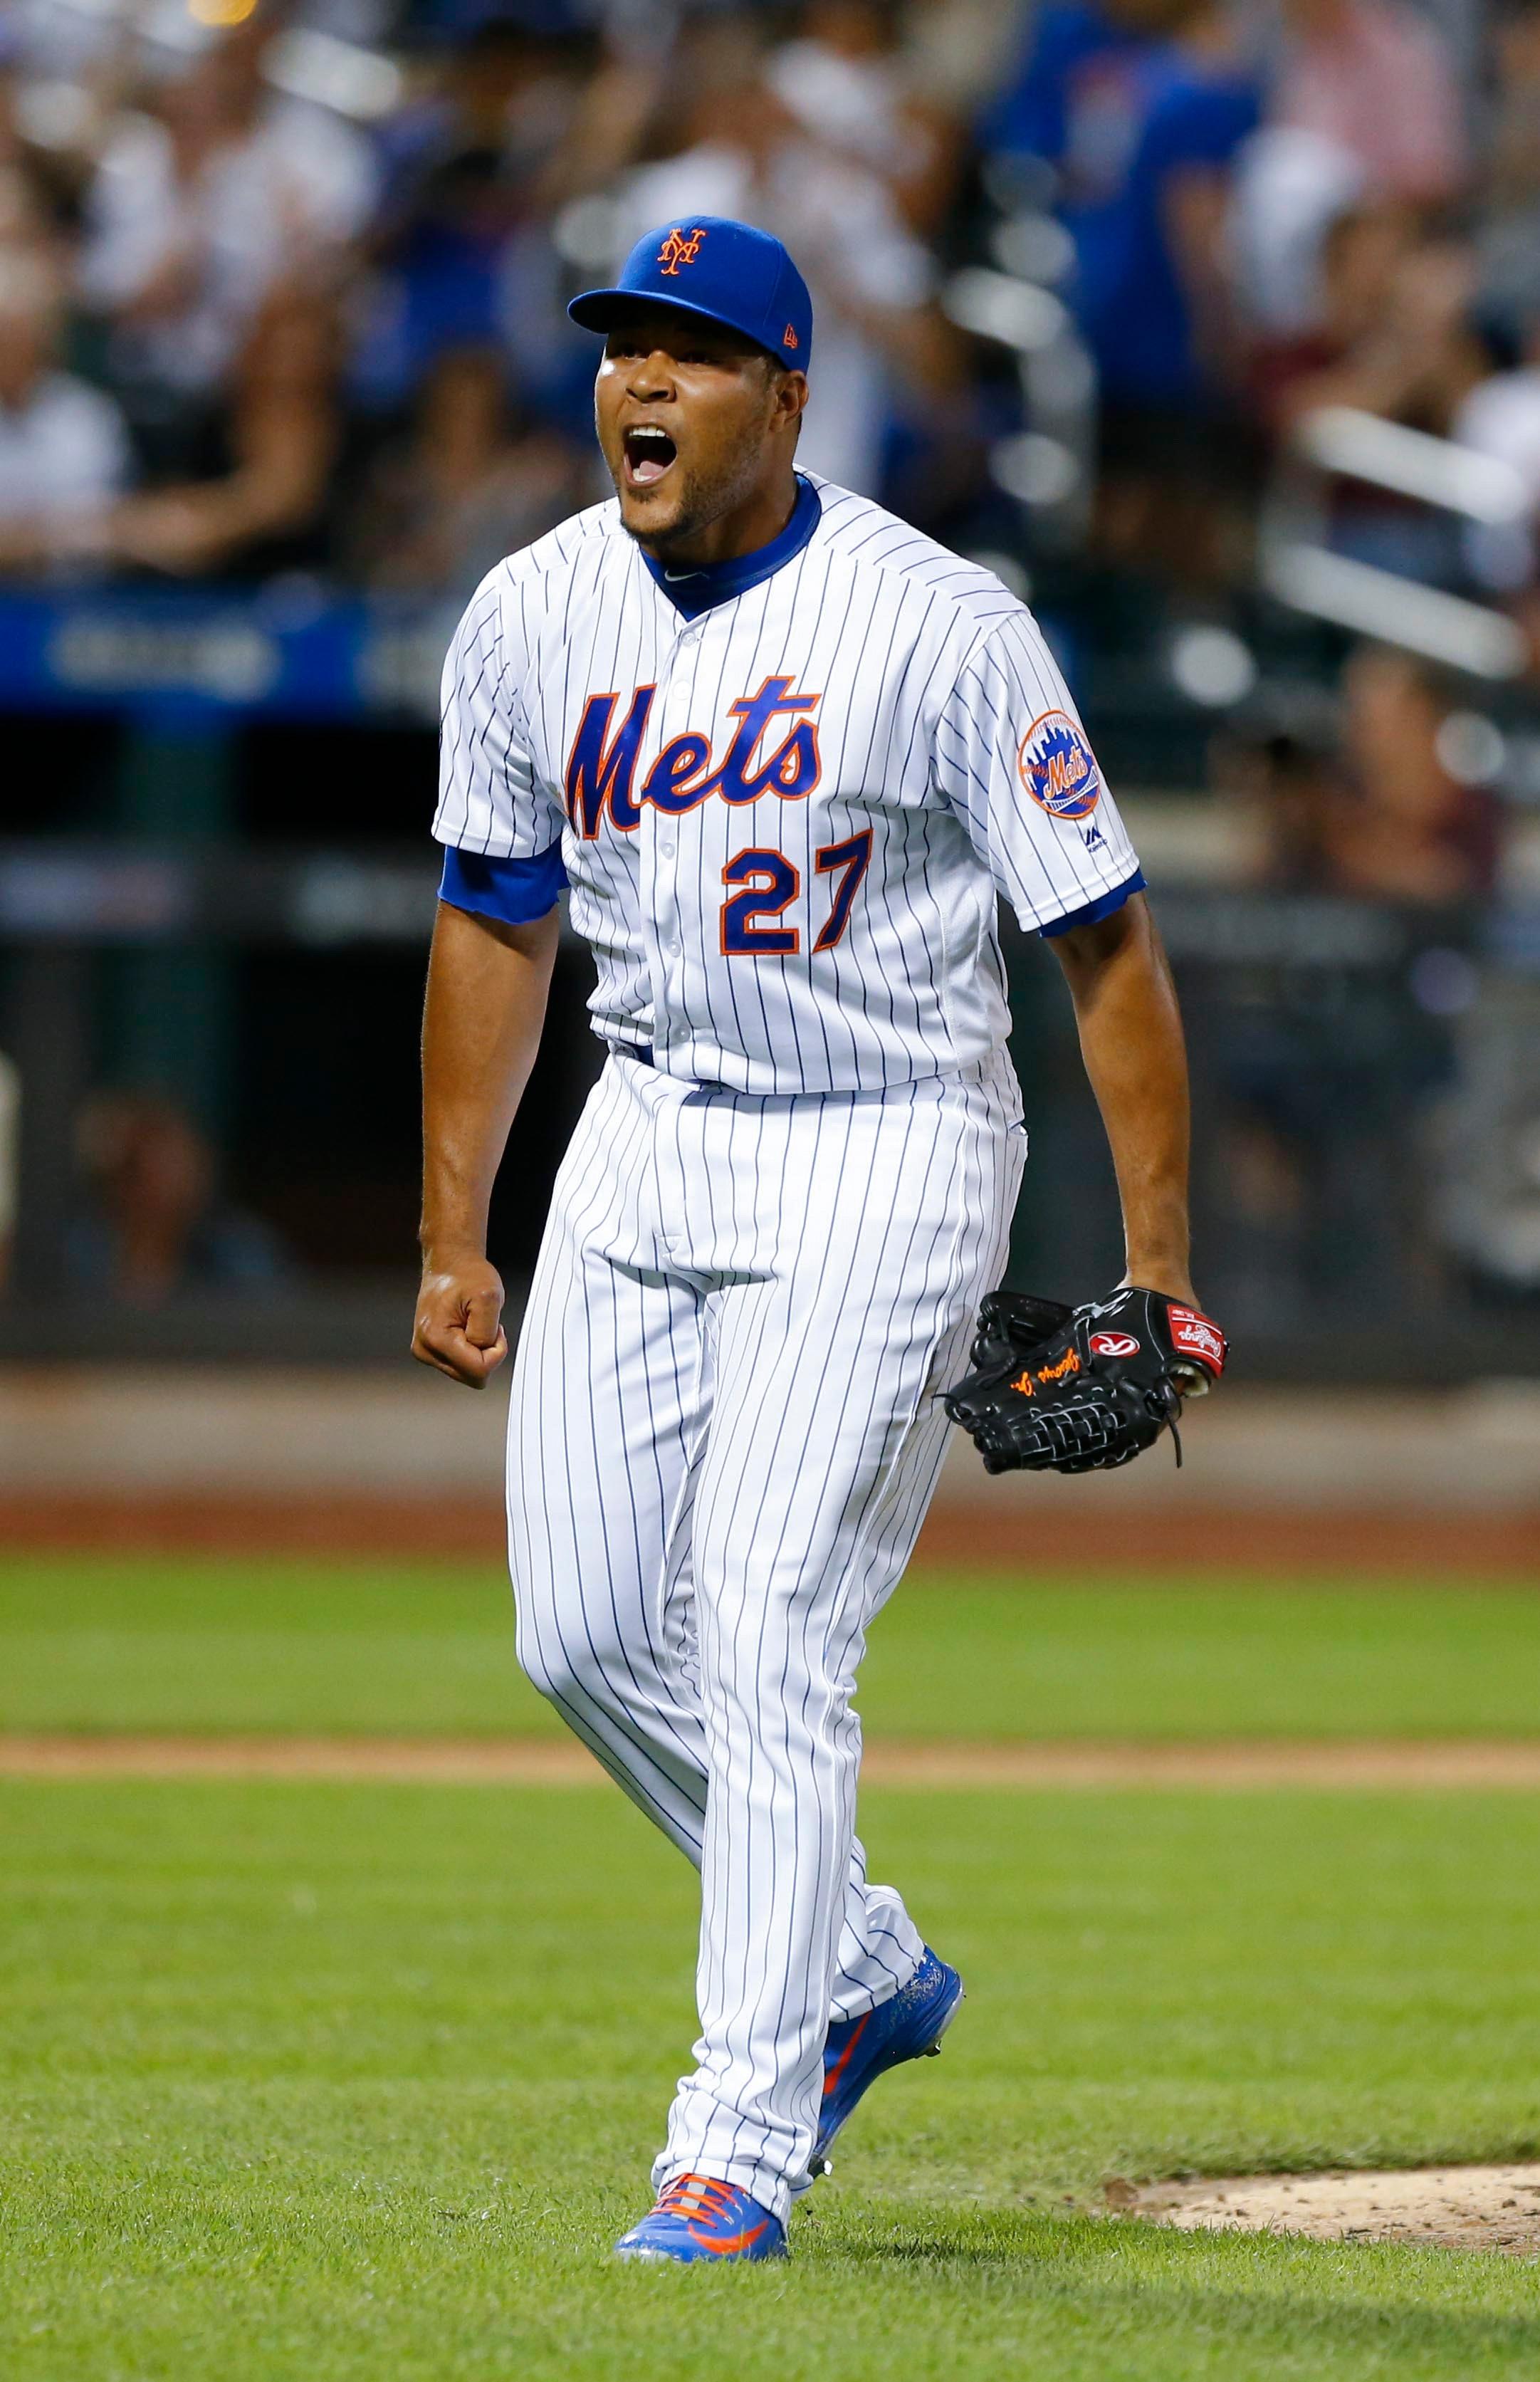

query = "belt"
[{"left": 606, "top": 1040, "right": 731, "bottom": 1097}]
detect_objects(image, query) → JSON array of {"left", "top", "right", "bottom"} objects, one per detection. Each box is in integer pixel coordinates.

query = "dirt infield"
[
  {"left": 4, "top": 1493, "right": 1539, "bottom": 1574},
  {"left": 7, "top": 1733, "right": 1540, "bottom": 1787},
  {"left": 1121, "top": 2166, "right": 1540, "bottom": 2257}
]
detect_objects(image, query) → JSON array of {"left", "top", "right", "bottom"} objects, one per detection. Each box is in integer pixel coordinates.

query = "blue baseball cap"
[{"left": 568, "top": 217, "right": 812, "bottom": 372}]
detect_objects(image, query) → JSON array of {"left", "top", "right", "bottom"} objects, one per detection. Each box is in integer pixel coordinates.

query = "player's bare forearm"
[
  {"left": 414, "top": 898, "right": 560, "bottom": 1386},
  {"left": 1049, "top": 894, "right": 1195, "bottom": 1304}
]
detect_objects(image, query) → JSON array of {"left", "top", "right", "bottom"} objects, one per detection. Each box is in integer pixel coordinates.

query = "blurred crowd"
[
  {"left": 3, "top": 0, "right": 1540, "bottom": 1310},
  {"left": 0, "top": 0, "right": 1533, "bottom": 612},
  {"left": 0, "top": 0, "right": 978, "bottom": 592}
]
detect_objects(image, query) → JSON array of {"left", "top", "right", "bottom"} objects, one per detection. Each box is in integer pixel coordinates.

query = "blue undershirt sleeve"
[
  {"left": 1038, "top": 867, "right": 1146, "bottom": 938},
  {"left": 439, "top": 840, "right": 567, "bottom": 925}
]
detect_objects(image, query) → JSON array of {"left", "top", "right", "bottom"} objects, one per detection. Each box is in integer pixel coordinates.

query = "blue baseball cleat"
[
  {"left": 810, "top": 1946, "right": 964, "bottom": 2179},
  {"left": 613, "top": 2173, "right": 788, "bottom": 2263}
]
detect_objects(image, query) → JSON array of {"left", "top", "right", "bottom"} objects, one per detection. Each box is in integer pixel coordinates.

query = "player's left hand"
[
  {"left": 943, "top": 1284, "right": 1227, "bottom": 1475},
  {"left": 412, "top": 1255, "right": 509, "bottom": 1388}
]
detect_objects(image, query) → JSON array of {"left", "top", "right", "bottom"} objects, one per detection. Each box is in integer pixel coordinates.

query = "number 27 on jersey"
[{"left": 721, "top": 832, "right": 872, "bottom": 956}]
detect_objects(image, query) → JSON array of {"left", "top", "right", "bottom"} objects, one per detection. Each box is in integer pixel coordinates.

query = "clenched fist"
[{"left": 412, "top": 1254, "right": 509, "bottom": 1388}]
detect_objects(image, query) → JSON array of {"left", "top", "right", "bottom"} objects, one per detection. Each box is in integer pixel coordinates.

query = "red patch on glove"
[{"left": 1167, "top": 1307, "right": 1227, "bottom": 1376}]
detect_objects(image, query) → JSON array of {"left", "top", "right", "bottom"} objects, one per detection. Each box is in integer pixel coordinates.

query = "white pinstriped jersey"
[{"left": 434, "top": 474, "right": 1140, "bottom": 1096}]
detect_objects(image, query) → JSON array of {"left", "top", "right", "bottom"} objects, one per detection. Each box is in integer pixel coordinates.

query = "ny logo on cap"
[{"left": 658, "top": 226, "right": 708, "bottom": 276}]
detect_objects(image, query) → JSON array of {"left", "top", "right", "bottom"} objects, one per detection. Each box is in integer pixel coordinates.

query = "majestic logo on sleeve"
[
  {"left": 1017, "top": 710, "right": 1101, "bottom": 820},
  {"left": 565, "top": 677, "right": 823, "bottom": 837},
  {"left": 657, "top": 226, "right": 708, "bottom": 275}
]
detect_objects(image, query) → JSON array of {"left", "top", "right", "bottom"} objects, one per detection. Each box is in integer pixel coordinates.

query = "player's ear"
[{"left": 773, "top": 369, "right": 809, "bottom": 437}]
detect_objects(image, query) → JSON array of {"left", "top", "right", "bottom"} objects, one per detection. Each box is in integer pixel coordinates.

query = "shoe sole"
[
  {"left": 614, "top": 2247, "right": 788, "bottom": 2264},
  {"left": 918, "top": 1979, "right": 965, "bottom": 2059}
]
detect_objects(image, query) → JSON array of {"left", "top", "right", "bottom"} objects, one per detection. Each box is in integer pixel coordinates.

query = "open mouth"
[{"left": 622, "top": 424, "right": 677, "bottom": 489}]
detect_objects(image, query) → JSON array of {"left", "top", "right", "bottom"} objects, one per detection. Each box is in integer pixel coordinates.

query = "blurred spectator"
[
  {"left": 1329, "top": 646, "right": 1500, "bottom": 903},
  {"left": 1220, "top": 652, "right": 1499, "bottom": 904},
  {"left": 1488, "top": 0, "right": 1540, "bottom": 208},
  {"left": 68, "top": 1091, "right": 293, "bottom": 1307},
  {"left": 1246, "top": 190, "right": 1416, "bottom": 430},
  {"left": 614, "top": 17, "right": 956, "bottom": 497},
  {"left": 1271, "top": 0, "right": 1466, "bottom": 208},
  {"left": 1215, "top": 711, "right": 1340, "bottom": 890},
  {"left": 0, "top": 16, "right": 82, "bottom": 246},
  {"left": 1207, "top": 654, "right": 1487, "bottom": 1317},
  {"left": 984, "top": 0, "right": 1262, "bottom": 413},
  {"left": 1228, "top": 126, "right": 1368, "bottom": 345},
  {"left": 0, "top": 244, "right": 130, "bottom": 574},
  {"left": 343, "top": 345, "right": 590, "bottom": 594},
  {"left": 1476, "top": 0, "right": 1540, "bottom": 335},
  {"left": 1284, "top": 234, "right": 1485, "bottom": 438},
  {"left": 103, "top": 282, "right": 337, "bottom": 580},
  {"left": 353, "top": 16, "right": 582, "bottom": 417},
  {"left": 78, "top": 19, "right": 372, "bottom": 443},
  {"left": 766, "top": 0, "right": 962, "bottom": 233},
  {"left": 1453, "top": 313, "right": 1540, "bottom": 594},
  {"left": 901, "top": 0, "right": 1037, "bottom": 116},
  {"left": 982, "top": 0, "right": 1144, "bottom": 182},
  {"left": 1262, "top": 232, "right": 1494, "bottom": 585}
]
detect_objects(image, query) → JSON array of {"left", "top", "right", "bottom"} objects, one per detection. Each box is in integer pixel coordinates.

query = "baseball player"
[{"left": 414, "top": 216, "right": 1223, "bottom": 2264}]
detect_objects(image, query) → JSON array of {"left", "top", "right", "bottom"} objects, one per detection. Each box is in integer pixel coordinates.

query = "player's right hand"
[{"left": 412, "top": 1256, "right": 509, "bottom": 1389}]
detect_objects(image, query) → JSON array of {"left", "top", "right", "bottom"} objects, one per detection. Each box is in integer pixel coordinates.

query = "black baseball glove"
[{"left": 943, "top": 1286, "right": 1227, "bottom": 1475}]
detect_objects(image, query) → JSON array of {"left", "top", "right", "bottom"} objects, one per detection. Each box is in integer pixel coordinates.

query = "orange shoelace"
[
  {"left": 646, "top": 2174, "right": 774, "bottom": 2252},
  {"left": 651, "top": 2175, "right": 745, "bottom": 2226}
]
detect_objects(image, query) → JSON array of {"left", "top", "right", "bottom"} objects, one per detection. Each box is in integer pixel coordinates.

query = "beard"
[{"left": 606, "top": 412, "right": 776, "bottom": 558}]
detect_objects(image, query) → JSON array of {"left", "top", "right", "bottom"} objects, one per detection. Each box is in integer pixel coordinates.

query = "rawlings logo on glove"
[{"left": 943, "top": 1286, "right": 1227, "bottom": 1476}]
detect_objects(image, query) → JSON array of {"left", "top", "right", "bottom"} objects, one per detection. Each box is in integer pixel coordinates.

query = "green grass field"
[
  {"left": 4, "top": 1555, "right": 1540, "bottom": 1739},
  {"left": 3, "top": 1556, "right": 1539, "bottom": 2379}
]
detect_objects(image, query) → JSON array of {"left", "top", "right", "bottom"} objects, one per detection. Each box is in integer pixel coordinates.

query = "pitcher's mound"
[{"left": 1116, "top": 2165, "right": 1540, "bottom": 2256}]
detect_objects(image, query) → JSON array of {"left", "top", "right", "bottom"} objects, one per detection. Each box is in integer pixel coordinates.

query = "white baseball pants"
[{"left": 507, "top": 1050, "right": 1023, "bottom": 2222}]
